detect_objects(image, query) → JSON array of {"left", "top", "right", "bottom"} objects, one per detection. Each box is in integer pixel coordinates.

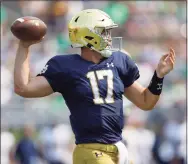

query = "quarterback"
[{"left": 14, "top": 9, "right": 175, "bottom": 164}]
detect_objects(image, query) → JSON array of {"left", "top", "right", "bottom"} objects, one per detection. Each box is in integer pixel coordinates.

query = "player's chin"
[{"left": 107, "top": 42, "right": 112, "bottom": 48}]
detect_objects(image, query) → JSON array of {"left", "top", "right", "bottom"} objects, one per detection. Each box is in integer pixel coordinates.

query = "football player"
[{"left": 14, "top": 9, "right": 175, "bottom": 164}]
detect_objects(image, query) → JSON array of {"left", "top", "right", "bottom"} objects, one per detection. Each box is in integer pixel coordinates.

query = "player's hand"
[
  {"left": 19, "top": 37, "right": 44, "bottom": 48},
  {"left": 156, "top": 48, "right": 175, "bottom": 78}
]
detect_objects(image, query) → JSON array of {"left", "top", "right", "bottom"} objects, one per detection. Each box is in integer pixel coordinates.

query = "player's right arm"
[{"left": 14, "top": 41, "right": 54, "bottom": 98}]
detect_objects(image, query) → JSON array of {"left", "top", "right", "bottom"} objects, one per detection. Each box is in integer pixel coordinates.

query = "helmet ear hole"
[{"left": 85, "top": 36, "right": 94, "bottom": 40}]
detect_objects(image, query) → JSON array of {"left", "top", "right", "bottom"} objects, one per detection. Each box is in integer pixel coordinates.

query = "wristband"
[{"left": 148, "top": 71, "right": 164, "bottom": 95}]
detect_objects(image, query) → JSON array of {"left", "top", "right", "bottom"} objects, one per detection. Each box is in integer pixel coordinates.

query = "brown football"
[{"left": 11, "top": 16, "right": 47, "bottom": 41}]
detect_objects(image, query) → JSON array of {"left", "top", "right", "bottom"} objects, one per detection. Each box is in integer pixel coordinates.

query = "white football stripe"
[{"left": 17, "top": 18, "right": 25, "bottom": 23}]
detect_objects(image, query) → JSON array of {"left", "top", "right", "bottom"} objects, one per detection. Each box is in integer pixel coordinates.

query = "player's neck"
[{"left": 81, "top": 47, "right": 103, "bottom": 64}]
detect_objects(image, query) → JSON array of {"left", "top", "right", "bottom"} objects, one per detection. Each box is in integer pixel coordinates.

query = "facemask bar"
[
  {"left": 95, "top": 27, "right": 122, "bottom": 51},
  {"left": 111, "top": 37, "right": 122, "bottom": 51}
]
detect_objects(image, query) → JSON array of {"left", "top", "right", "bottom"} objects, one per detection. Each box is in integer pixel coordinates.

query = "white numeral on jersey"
[
  {"left": 40, "top": 65, "right": 48, "bottom": 74},
  {"left": 87, "top": 70, "right": 114, "bottom": 104}
]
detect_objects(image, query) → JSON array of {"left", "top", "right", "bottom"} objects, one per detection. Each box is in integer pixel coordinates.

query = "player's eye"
[
  {"left": 106, "top": 30, "right": 111, "bottom": 37},
  {"left": 101, "top": 29, "right": 105, "bottom": 35},
  {"left": 102, "top": 30, "right": 111, "bottom": 39}
]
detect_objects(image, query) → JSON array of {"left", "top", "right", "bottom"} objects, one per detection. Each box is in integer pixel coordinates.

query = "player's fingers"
[
  {"left": 170, "top": 48, "right": 175, "bottom": 59},
  {"left": 163, "top": 54, "right": 170, "bottom": 62},
  {"left": 169, "top": 57, "right": 174, "bottom": 68},
  {"left": 169, "top": 49, "right": 175, "bottom": 60},
  {"left": 161, "top": 54, "right": 169, "bottom": 61},
  {"left": 170, "top": 53, "right": 175, "bottom": 62},
  {"left": 32, "top": 37, "right": 44, "bottom": 44},
  {"left": 170, "top": 48, "right": 175, "bottom": 55},
  {"left": 40, "top": 36, "right": 45, "bottom": 41},
  {"left": 166, "top": 56, "right": 170, "bottom": 63},
  {"left": 37, "top": 37, "right": 44, "bottom": 42}
]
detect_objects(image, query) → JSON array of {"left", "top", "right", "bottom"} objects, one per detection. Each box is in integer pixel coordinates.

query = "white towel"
[{"left": 115, "top": 141, "right": 129, "bottom": 164}]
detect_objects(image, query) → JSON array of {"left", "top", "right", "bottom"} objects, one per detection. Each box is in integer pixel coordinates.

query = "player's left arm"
[{"left": 124, "top": 48, "right": 175, "bottom": 111}]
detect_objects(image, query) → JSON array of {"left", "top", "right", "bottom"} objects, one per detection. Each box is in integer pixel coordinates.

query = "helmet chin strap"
[
  {"left": 71, "top": 44, "right": 115, "bottom": 58},
  {"left": 90, "top": 47, "right": 115, "bottom": 58},
  {"left": 99, "top": 49, "right": 113, "bottom": 58}
]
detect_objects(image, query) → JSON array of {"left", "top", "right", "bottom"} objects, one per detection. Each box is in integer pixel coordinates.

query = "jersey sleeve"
[
  {"left": 118, "top": 52, "right": 140, "bottom": 88},
  {"left": 37, "top": 56, "right": 64, "bottom": 93}
]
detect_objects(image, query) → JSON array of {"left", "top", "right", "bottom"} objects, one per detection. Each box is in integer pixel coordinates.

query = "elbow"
[{"left": 14, "top": 86, "right": 28, "bottom": 98}]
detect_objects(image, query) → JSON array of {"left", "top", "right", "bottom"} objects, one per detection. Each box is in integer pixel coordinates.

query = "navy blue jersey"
[{"left": 38, "top": 51, "right": 140, "bottom": 144}]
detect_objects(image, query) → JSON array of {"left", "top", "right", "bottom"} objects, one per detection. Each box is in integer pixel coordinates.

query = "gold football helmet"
[{"left": 68, "top": 9, "right": 122, "bottom": 57}]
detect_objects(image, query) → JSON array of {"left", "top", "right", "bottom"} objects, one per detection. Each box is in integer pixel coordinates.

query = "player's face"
[{"left": 101, "top": 29, "right": 112, "bottom": 48}]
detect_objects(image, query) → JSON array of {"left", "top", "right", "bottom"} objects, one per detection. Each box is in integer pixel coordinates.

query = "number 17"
[{"left": 87, "top": 70, "right": 114, "bottom": 104}]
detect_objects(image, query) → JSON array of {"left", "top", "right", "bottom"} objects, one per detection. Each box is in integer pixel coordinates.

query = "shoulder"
[
  {"left": 46, "top": 54, "right": 80, "bottom": 69},
  {"left": 112, "top": 50, "right": 134, "bottom": 69},
  {"left": 49, "top": 54, "right": 79, "bottom": 63},
  {"left": 112, "top": 50, "right": 132, "bottom": 63},
  {"left": 38, "top": 54, "right": 79, "bottom": 76}
]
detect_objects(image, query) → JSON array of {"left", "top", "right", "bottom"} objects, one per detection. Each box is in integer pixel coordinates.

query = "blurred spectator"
[
  {"left": 123, "top": 109, "right": 155, "bottom": 164},
  {"left": 53, "top": 124, "right": 74, "bottom": 164},
  {"left": 152, "top": 119, "right": 185, "bottom": 164},
  {"left": 51, "top": 1, "right": 68, "bottom": 17},
  {"left": 14, "top": 125, "right": 42, "bottom": 164},
  {"left": 178, "top": 120, "right": 186, "bottom": 163},
  {"left": 18, "top": 1, "right": 50, "bottom": 18},
  {"left": 38, "top": 123, "right": 70, "bottom": 164}
]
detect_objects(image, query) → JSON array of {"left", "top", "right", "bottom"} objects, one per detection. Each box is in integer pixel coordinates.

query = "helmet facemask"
[
  {"left": 96, "top": 28, "right": 112, "bottom": 49},
  {"left": 90, "top": 27, "right": 122, "bottom": 58}
]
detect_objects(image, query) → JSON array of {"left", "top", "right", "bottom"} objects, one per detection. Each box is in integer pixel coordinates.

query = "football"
[{"left": 11, "top": 16, "right": 47, "bottom": 41}]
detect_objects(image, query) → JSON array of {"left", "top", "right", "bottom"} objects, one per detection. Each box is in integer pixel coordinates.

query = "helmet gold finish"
[{"left": 68, "top": 9, "right": 121, "bottom": 58}]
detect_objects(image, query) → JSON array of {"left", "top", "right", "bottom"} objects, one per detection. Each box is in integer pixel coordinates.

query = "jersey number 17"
[{"left": 87, "top": 70, "right": 114, "bottom": 104}]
